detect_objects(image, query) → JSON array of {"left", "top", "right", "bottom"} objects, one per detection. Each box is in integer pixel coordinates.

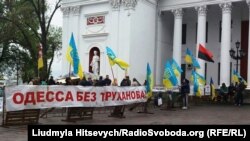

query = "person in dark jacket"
[
  {"left": 181, "top": 78, "right": 190, "bottom": 110},
  {"left": 79, "top": 77, "right": 88, "bottom": 86},
  {"left": 48, "top": 76, "right": 56, "bottom": 85},
  {"left": 109, "top": 76, "right": 131, "bottom": 118},
  {"left": 235, "top": 78, "right": 246, "bottom": 106},
  {"left": 104, "top": 75, "right": 112, "bottom": 86}
]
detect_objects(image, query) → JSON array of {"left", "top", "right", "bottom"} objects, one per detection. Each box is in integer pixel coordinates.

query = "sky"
[{"left": 48, "top": 0, "right": 63, "bottom": 78}]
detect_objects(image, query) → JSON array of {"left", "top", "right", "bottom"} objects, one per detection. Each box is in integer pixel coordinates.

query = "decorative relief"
[
  {"left": 171, "top": 9, "right": 183, "bottom": 19},
  {"left": 71, "top": 6, "right": 80, "bottom": 15},
  {"left": 84, "top": 14, "right": 107, "bottom": 36},
  {"left": 122, "top": 0, "right": 138, "bottom": 9},
  {"left": 195, "top": 6, "right": 207, "bottom": 16},
  {"left": 219, "top": 3, "right": 232, "bottom": 14},
  {"left": 110, "top": 0, "right": 122, "bottom": 9},
  {"left": 87, "top": 16, "right": 105, "bottom": 25},
  {"left": 61, "top": 6, "right": 81, "bottom": 16},
  {"left": 109, "top": 0, "right": 138, "bottom": 10},
  {"left": 61, "top": 7, "right": 70, "bottom": 16}
]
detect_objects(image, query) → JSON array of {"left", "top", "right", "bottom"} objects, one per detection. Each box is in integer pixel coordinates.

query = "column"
[
  {"left": 247, "top": 1, "right": 250, "bottom": 87},
  {"left": 61, "top": 7, "right": 70, "bottom": 74},
  {"left": 71, "top": 6, "right": 81, "bottom": 73},
  {"left": 172, "top": 9, "right": 183, "bottom": 83},
  {"left": 195, "top": 6, "right": 207, "bottom": 77},
  {"left": 70, "top": 6, "right": 80, "bottom": 45},
  {"left": 110, "top": 0, "right": 121, "bottom": 79},
  {"left": 220, "top": 3, "right": 232, "bottom": 86}
]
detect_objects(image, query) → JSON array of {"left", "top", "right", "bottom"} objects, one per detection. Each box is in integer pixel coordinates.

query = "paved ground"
[{"left": 0, "top": 103, "right": 250, "bottom": 141}]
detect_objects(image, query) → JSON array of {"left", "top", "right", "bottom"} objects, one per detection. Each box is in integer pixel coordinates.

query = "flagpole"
[
  {"left": 69, "top": 63, "right": 71, "bottom": 78},
  {"left": 125, "top": 69, "right": 128, "bottom": 77},
  {"left": 110, "top": 65, "right": 115, "bottom": 80}
]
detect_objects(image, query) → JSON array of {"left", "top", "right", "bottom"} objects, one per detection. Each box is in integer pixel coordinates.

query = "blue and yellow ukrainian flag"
[
  {"left": 232, "top": 70, "right": 240, "bottom": 83},
  {"left": 185, "top": 48, "right": 193, "bottom": 64},
  {"left": 106, "top": 47, "right": 129, "bottom": 70},
  {"left": 195, "top": 71, "right": 206, "bottom": 85},
  {"left": 163, "top": 61, "right": 178, "bottom": 89},
  {"left": 146, "top": 63, "right": 153, "bottom": 98},
  {"left": 185, "top": 48, "right": 200, "bottom": 69},
  {"left": 210, "top": 77, "right": 216, "bottom": 100},
  {"left": 232, "top": 70, "right": 247, "bottom": 85},
  {"left": 191, "top": 70, "right": 205, "bottom": 97},
  {"left": 170, "top": 59, "right": 183, "bottom": 77},
  {"left": 66, "top": 33, "right": 83, "bottom": 79}
]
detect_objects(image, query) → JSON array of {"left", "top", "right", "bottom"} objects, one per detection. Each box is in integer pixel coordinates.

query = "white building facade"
[{"left": 61, "top": 0, "right": 250, "bottom": 87}]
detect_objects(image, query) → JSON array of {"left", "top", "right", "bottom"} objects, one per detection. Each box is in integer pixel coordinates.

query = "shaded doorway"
[{"left": 240, "top": 21, "right": 248, "bottom": 80}]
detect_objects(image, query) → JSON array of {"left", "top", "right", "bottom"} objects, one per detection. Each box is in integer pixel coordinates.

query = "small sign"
[{"left": 204, "top": 85, "right": 211, "bottom": 95}]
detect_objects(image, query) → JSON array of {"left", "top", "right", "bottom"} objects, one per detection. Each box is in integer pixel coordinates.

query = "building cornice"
[
  {"left": 195, "top": 5, "right": 207, "bottom": 16},
  {"left": 61, "top": 0, "right": 109, "bottom": 7},
  {"left": 172, "top": 9, "right": 183, "bottom": 19},
  {"left": 219, "top": 2, "right": 232, "bottom": 14},
  {"left": 71, "top": 6, "right": 81, "bottom": 15},
  {"left": 61, "top": 7, "right": 70, "bottom": 16},
  {"left": 110, "top": 0, "right": 122, "bottom": 10},
  {"left": 82, "top": 33, "right": 109, "bottom": 38},
  {"left": 159, "top": 0, "right": 242, "bottom": 11},
  {"left": 145, "top": 0, "right": 158, "bottom": 5}
]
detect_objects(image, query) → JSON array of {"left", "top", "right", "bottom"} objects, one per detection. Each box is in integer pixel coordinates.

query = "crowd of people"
[
  {"left": 219, "top": 78, "right": 247, "bottom": 106},
  {"left": 26, "top": 74, "right": 247, "bottom": 114},
  {"left": 179, "top": 77, "right": 247, "bottom": 110},
  {"left": 28, "top": 75, "right": 145, "bottom": 118}
]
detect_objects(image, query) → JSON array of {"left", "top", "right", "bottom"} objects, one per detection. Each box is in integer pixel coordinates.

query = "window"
[
  {"left": 182, "top": 24, "right": 187, "bottom": 44},
  {"left": 219, "top": 21, "right": 222, "bottom": 42},
  {"left": 205, "top": 63, "right": 207, "bottom": 81},
  {"left": 230, "top": 62, "right": 232, "bottom": 83},
  {"left": 218, "top": 62, "right": 220, "bottom": 85},
  {"left": 206, "top": 22, "right": 208, "bottom": 43}
]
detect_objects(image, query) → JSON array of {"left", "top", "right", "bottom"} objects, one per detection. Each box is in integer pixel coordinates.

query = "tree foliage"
[{"left": 0, "top": 0, "right": 62, "bottom": 82}]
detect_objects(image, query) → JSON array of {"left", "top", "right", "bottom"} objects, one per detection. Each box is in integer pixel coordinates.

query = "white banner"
[{"left": 5, "top": 86, "right": 147, "bottom": 111}]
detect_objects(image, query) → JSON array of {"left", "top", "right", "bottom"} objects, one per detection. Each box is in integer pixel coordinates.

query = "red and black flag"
[{"left": 198, "top": 44, "right": 214, "bottom": 63}]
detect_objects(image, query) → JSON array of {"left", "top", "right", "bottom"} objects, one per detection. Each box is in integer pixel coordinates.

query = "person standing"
[
  {"left": 235, "top": 78, "right": 246, "bottom": 106},
  {"left": 65, "top": 77, "right": 72, "bottom": 85},
  {"left": 181, "top": 78, "right": 190, "bottom": 110},
  {"left": 104, "top": 75, "right": 112, "bottom": 86},
  {"left": 48, "top": 76, "right": 56, "bottom": 85},
  {"left": 112, "top": 78, "right": 118, "bottom": 86},
  {"left": 220, "top": 83, "right": 228, "bottom": 102},
  {"left": 129, "top": 78, "right": 141, "bottom": 111},
  {"left": 228, "top": 83, "right": 236, "bottom": 103},
  {"left": 109, "top": 77, "right": 130, "bottom": 118}
]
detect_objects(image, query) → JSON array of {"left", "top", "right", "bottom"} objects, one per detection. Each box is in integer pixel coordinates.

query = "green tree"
[{"left": 0, "top": 0, "right": 62, "bottom": 82}]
